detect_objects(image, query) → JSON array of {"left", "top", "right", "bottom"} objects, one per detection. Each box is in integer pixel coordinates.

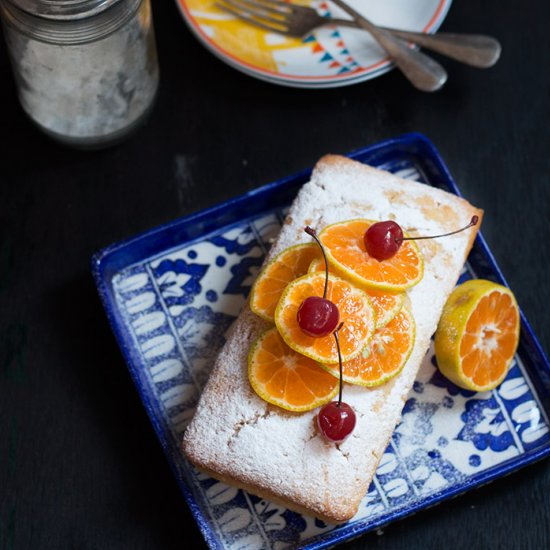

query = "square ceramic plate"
[{"left": 92, "top": 133, "right": 550, "bottom": 550}]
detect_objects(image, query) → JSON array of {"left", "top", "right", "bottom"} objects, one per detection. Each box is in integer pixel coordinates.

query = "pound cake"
[{"left": 183, "top": 155, "right": 483, "bottom": 523}]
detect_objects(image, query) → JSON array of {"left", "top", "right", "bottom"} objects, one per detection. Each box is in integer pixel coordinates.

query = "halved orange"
[
  {"left": 248, "top": 327, "right": 339, "bottom": 412},
  {"left": 434, "top": 279, "right": 520, "bottom": 391},
  {"left": 274, "top": 272, "right": 376, "bottom": 364},
  {"left": 320, "top": 307, "right": 415, "bottom": 387},
  {"left": 249, "top": 243, "right": 319, "bottom": 322},
  {"left": 319, "top": 219, "right": 424, "bottom": 292},
  {"left": 308, "top": 257, "right": 405, "bottom": 328}
]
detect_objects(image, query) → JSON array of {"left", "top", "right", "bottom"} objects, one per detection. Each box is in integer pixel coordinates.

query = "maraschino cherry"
[
  {"left": 364, "top": 220, "right": 403, "bottom": 260},
  {"left": 364, "top": 215, "right": 479, "bottom": 261},
  {"left": 317, "top": 324, "right": 356, "bottom": 443},
  {"left": 297, "top": 227, "right": 340, "bottom": 338}
]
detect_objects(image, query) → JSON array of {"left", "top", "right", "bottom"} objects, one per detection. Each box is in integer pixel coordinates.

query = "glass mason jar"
[{"left": 0, "top": 0, "right": 159, "bottom": 148}]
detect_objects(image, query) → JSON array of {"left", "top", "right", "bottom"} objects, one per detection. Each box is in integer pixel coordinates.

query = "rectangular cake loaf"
[{"left": 183, "top": 155, "right": 482, "bottom": 523}]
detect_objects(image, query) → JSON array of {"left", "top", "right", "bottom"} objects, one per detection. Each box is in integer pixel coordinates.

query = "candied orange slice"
[
  {"left": 320, "top": 307, "right": 415, "bottom": 387},
  {"left": 248, "top": 327, "right": 339, "bottom": 412},
  {"left": 274, "top": 272, "right": 376, "bottom": 364},
  {"left": 319, "top": 219, "right": 424, "bottom": 292},
  {"left": 308, "top": 257, "right": 405, "bottom": 328},
  {"left": 249, "top": 243, "right": 319, "bottom": 322},
  {"left": 434, "top": 279, "right": 520, "bottom": 391}
]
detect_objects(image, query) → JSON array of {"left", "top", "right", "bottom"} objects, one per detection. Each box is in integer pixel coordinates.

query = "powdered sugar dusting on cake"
[{"left": 183, "top": 155, "right": 482, "bottom": 522}]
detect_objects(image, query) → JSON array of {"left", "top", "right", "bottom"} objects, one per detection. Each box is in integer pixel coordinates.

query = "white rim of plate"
[
  {"left": 175, "top": 0, "right": 454, "bottom": 88},
  {"left": 205, "top": 41, "right": 398, "bottom": 89}
]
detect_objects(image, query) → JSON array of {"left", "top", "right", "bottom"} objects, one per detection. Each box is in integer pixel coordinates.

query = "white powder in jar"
[{"left": 1, "top": 0, "right": 159, "bottom": 146}]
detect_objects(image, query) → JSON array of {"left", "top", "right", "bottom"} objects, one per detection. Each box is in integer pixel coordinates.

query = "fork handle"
[
  {"left": 330, "top": 0, "right": 447, "bottom": 91},
  {"left": 327, "top": 18, "right": 501, "bottom": 68},
  {"left": 382, "top": 30, "right": 501, "bottom": 68}
]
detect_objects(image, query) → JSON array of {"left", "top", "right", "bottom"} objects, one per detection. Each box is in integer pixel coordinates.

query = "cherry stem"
[
  {"left": 333, "top": 322, "right": 344, "bottom": 407},
  {"left": 397, "top": 215, "right": 479, "bottom": 243},
  {"left": 305, "top": 226, "right": 329, "bottom": 300}
]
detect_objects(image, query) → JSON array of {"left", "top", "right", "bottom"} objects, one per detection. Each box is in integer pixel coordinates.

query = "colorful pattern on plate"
[
  {"left": 176, "top": 0, "right": 453, "bottom": 87},
  {"left": 109, "top": 162, "right": 550, "bottom": 549}
]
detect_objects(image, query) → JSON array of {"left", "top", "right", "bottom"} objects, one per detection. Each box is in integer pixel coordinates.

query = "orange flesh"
[
  {"left": 459, "top": 291, "right": 519, "bottom": 386},
  {"left": 251, "top": 244, "right": 318, "bottom": 319},
  {"left": 320, "top": 220, "right": 422, "bottom": 287},
  {"left": 309, "top": 258, "right": 404, "bottom": 326},
  {"left": 251, "top": 329, "right": 338, "bottom": 407},
  {"left": 278, "top": 274, "right": 375, "bottom": 363},
  {"left": 323, "top": 308, "right": 413, "bottom": 384}
]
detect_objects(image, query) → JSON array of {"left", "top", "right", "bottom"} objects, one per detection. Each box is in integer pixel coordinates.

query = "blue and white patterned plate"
[{"left": 92, "top": 133, "right": 550, "bottom": 549}]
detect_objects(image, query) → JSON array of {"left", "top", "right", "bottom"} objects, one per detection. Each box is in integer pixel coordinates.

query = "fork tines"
[{"left": 216, "top": 0, "right": 298, "bottom": 37}]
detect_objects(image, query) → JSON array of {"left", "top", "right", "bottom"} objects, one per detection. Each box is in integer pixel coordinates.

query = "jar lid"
[{"left": 7, "top": 0, "right": 121, "bottom": 20}]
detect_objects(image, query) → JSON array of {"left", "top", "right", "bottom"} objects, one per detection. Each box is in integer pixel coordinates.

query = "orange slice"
[
  {"left": 434, "top": 279, "right": 520, "bottom": 391},
  {"left": 319, "top": 219, "right": 424, "bottom": 292},
  {"left": 320, "top": 307, "right": 415, "bottom": 387},
  {"left": 248, "top": 327, "right": 339, "bottom": 412},
  {"left": 308, "top": 257, "right": 405, "bottom": 328},
  {"left": 249, "top": 243, "right": 319, "bottom": 322},
  {"left": 274, "top": 272, "right": 376, "bottom": 364}
]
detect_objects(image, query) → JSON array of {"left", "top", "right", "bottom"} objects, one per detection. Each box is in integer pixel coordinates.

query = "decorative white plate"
[{"left": 175, "top": 0, "right": 453, "bottom": 88}]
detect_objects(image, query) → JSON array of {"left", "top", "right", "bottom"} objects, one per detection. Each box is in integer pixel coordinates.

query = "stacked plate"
[{"left": 175, "top": 0, "right": 453, "bottom": 88}]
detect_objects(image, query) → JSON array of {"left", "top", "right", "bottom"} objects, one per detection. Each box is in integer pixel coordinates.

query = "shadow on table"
[{"left": 45, "top": 274, "right": 204, "bottom": 548}]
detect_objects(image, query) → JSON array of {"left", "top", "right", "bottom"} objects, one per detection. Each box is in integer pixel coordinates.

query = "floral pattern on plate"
[
  {"left": 108, "top": 160, "right": 550, "bottom": 549},
  {"left": 96, "top": 134, "right": 550, "bottom": 550}
]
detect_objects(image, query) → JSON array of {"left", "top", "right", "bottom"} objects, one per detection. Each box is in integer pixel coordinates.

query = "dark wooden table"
[{"left": 1, "top": 1, "right": 549, "bottom": 548}]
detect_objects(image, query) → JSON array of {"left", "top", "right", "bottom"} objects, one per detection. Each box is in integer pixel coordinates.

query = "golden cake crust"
[{"left": 183, "top": 155, "right": 483, "bottom": 523}]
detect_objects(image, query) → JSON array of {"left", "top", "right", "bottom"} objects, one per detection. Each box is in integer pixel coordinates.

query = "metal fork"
[
  {"left": 217, "top": 0, "right": 447, "bottom": 91},
  {"left": 216, "top": 0, "right": 501, "bottom": 68}
]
